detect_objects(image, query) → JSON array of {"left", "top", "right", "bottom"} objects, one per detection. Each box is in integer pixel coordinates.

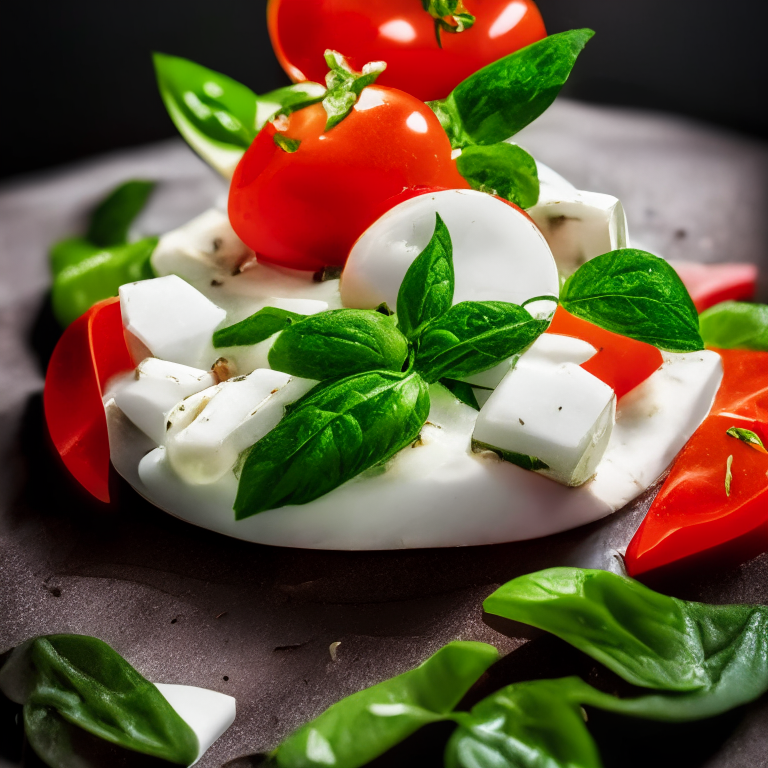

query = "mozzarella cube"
[
  {"left": 112, "top": 359, "right": 217, "bottom": 445},
  {"left": 166, "top": 369, "right": 316, "bottom": 484},
  {"left": 120, "top": 275, "right": 226, "bottom": 368},
  {"left": 473, "top": 360, "right": 616, "bottom": 486},
  {"left": 519, "top": 333, "right": 598, "bottom": 366}
]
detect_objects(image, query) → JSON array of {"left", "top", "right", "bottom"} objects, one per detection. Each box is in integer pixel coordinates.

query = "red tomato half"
[
  {"left": 268, "top": 0, "right": 546, "bottom": 101},
  {"left": 44, "top": 298, "right": 133, "bottom": 502},
  {"left": 229, "top": 86, "right": 470, "bottom": 271}
]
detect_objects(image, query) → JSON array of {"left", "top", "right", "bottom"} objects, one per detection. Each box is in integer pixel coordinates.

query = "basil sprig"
[
  {"left": 213, "top": 306, "right": 306, "bottom": 348},
  {"left": 560, "top": 249, "right": 704, "bottom": 352},
  {"left": 0, "top": 634, "right": 198, "bottom": 767},
  {"left": 699, "top": 300, "right": 768, "bottom": 351}
]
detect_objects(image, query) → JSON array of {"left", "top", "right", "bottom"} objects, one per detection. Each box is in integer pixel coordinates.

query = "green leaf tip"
[
  {"left": 321, "top": 50, "right": 386, "bottom": 131},
  {"left": 726, "top": 426, "right": 767, "bottom": 453}
]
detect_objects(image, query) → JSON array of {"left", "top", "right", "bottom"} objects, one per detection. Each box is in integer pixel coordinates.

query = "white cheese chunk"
[
  {"left": 474, "top": 360, "right": 616, "bottom": 486},
  {"left": 112, "top": 358, "right": 217, "bottom": 445},
  {"left": 519, "top": 333, "right": 598, "bottom": 366},
  {"left": 165, "top": 369, "right": 316, "bottom": 484},
  {"left": 155, "top": 683, "right": 236, "bottom": 765},
  {"left": 120, "top": 275, "right": 226, "bottom": 368}
]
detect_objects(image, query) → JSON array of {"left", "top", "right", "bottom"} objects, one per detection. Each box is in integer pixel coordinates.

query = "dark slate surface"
[{"left": 1, "top": 100, "right": 768, "bottom": 768}]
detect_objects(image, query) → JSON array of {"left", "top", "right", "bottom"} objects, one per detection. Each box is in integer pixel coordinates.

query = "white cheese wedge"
[
  {"left": 165, "top": 369, "right": 316, "bottom": 485},
  {"left": 520, "top": 333, "right": 598, "bottom": 366},
  {"left": 120, "top": 275, "right": 226, "bottom": 368},
  {"left": 340, "top": 189, "right": 559, "bottom": 310},
  {"left": 155, "top": 683, "right": 236, "bottom": 766},
  {"left": 112, "top": 358, "right": 217, "bottom": 445},
  {"left": 473, "top": 360, "right": 616, "bottom": 486}
]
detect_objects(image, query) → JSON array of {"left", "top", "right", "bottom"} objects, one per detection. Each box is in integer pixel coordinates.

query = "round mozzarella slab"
[{"left": 340, "top": 189, "right": 559, "bottom": 311}]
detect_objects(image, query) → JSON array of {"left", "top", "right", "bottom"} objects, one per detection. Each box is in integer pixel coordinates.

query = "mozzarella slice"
[
  {"left": 112, "top": 359, "right": 217, "bottom": 445},
  {"left": 340, "top": 189, "right": 559, "bottom": 310},
  {"left": 120, "top": 275, "right": 226, "bottom": 369},
  {"left": 521, "top": 333, "right": 598, "bottom": 366},
  {"left": 155, "top": 683, "right": 236, "bottom": 766}
]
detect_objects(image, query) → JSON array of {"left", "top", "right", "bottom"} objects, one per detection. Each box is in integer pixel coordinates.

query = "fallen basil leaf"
[
  {"left": 86, "top": 180, "right": 156, "bottom": 248},
  {"left": 725, "top": 454, "right": 734, "bottom": 496},
  {"left": 560, "top": 249, "right": 703, "bottom": 352},
  {"left": 726, "top": 426, "right": 767, "bottom": 453},
  {"left": 429, "top": 29, "right": 594, "bottom": 148},
  {"left": 322, "top": 51, "right": 386, "bottom": 132},
  {"left": 441, "top": 378, "right": 480, "bottom": 410},
  {"left": 455, "top": 143, "right": 539, "bottom": 208},
  {"left": 472, "top": 439, "right": 549, "bottom": 470},
  {"left": 213, "top": 306, "right": 306, "bottom": 348},
  {"left": 0, "top": 635, "right": 198, "bottom": 766},
  {"left": 268, "top": 309, "right": 409, "bottom": 380},
  {"left": 234, "top": 370, "right": 430, "bottom": 518},
  {"left": 699, "top": 301, "right": 768, "bottom": 351},
  {"left": 415, "top": 301, "right": 546, "bottom": 383},
  {"left": 274, "top": 641, "right": 498, "bottom": 768}
]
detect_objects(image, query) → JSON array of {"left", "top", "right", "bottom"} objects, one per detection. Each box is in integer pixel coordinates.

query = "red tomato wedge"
[
  {"left": 267, "top": 0, "right": 546, "bottom": 102},
  {"left": 545, "top": 306, "right": 664, "bottom": 399},
  {"left": 668, "top": 260, "right": 757, "bottom": 313},
  {"left": 44, "top": 298, "right": 134, "bottom": 502},
  {"left": 626, "top": 349, "right": 768, "bottom": 582}
]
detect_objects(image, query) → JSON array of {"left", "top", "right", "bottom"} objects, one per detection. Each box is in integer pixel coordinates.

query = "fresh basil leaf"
[
  {"left": 213, "top": 306, "right": 305, "bottom": 348},
  {"left": 699, "top": 301, "right": 768, "bottom": 351},
  {"left": 86, "top": 180, "right": 156, "bottom": 248},
  {"left": 429, "top": 30, "right": 594, "bottom": 148},
  {"left": 726, "top": 426, "right": 767, "bottom": 453},
  {"left": 560, "top": 249, "right": 704, "bottom": 352},
  {"left": 268, "top": 309, "right": 409, "bottom": 380},
  {"left": 50, "top": 237, "right": 101, "bottom": 278},
  {"left": 440, "top": 378, "right": 480, "bottom": 410},
  {"left": 472, "top": 439, "right": 549, "bottom": 470},
  {"left": 455, "top": 143, "right": 539, "bottom": 208},
  {"left": 396, "top": 213, "right": 455, "bottom": 340},
  {"left": 274, "top": 641, "right": 498, "bottom": 768},
  {"left": 415, "top": 301, "right": 547, "bottom": 383},
  {"left": 484, "top": 568, "right": 768, "bottom": 718},
  {"left": 51, "top": 237, "right": 158, "bottom": 327},
  {"left": 0, "top": 635, "right": 198, "bottom": 766},
  {"left": 234, "top": 370, "right": 430, "bottom": 518},
  {"left": 322, "top": 51, "right": 386, "bottom": 132}
]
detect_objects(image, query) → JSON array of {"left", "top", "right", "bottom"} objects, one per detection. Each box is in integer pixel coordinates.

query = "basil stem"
[
  {"left": 699, "top": 301, "right": 768, "bottom": 351},
  {"left": 560, "top": 249, "right": 704, "bottom": 352},
  {"left": 0, "top": 635, "right": 198, "bottom": 766},
  {"left": 213, "top": 306, "right": 306, "bottom": 348}
]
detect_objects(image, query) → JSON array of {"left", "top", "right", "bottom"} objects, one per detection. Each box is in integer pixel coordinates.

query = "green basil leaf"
[
  {"left": 396, "top": 213, "right": 455, "bottom": 340},
  {"left": 0, "top": 635, "right": 198, "bottom": 766},
  {"left": 440, "top": 378, "right": 480, "bottom": 410},
  {"left": 86, "top": 180, "right": 156, "bottom": 248},
  {"left": 274, "top": 641, "right": 498, "bottom": 768},
  {"left": 213, "top": 306, "right": 306, "bottom": 348},
  {"left": 560, "top": 249, "right": 704, "bottom": 352},
  {"left": 268, "top": 309, "right": 409, "bottom": 380},
  {"left": 50, "top": 237, "right": 101, "bottom": 278},
  {"left": 322, "top": 51, "right": 386, "bottom": 132},
  {"left": 234, "top": 370, "right": 430, "bottom": 518},
  {"left": 455, "top": 143, "right": 539, "bottom": 208},
  {"left": 472, "top": 439, "right": 549, "bottom": 470},
  {"left": 699, "top": 301, "right": 768, "bottom": 351},
  {"left": 484, "top": 568, "right": 768, "bottom": 718},
  {"left": 429, "top": 30, "right": 594, "bottom": 148},
  {"left": 415, "top": 301, "right": 547, "bottom": 383},
  {"left": 51, "top": 237, "right": 158, "bottom": 327}
]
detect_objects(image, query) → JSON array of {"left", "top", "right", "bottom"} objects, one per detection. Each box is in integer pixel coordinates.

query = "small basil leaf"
[
  {"left": 268, "top": 309, "right": 409, "bottom": 380},
  {"left": 472, "top": 439, "right": 549, "bottom": 470},
  {"left": 51, "top": 237, "right": 158, "bottom": 327},
  {"left": 726, "top": 426, "right": 767, "bottom": 453},
  {"left": 274, "top": 641, "right": 498, "bottom": 768},
  {"left": 86, "top": 180, "right": 156, "bottom": 248},
  {"left": 213, "top": 306, "right": 306, "bottom": 348},
  {"left": 234, "top": 370, "right": 430, "bottom": 518},
  {"left": 396, "top": 213, "right": 454, "bottom": 341},
  {"left": 455, "top": 143, "right": 539, "bottom": 208},
  {"left": 415, "top": 301, "right": 547, "bottom": 383},
  {"left": 0, "top": 635, "right": 198, "bottom": 765},
  {"left": 440, "top": 378, "right": 480, "bottom": 410},
  {"left": 429, "top": 29, "right": 594, "bottom": 148},
  {"left": 560, "top": 249, "right": 704, "bottom": 352},
  {"left": 322, "top": 51, "right": 386, "bottom": 132},
  {"left": 699, "top": 301, "right": 768, "bottom": 351}
]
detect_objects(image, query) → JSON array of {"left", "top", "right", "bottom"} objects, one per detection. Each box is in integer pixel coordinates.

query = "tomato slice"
[
  {"left": 44, "top": 298, "right": 134, "bottom": 502},
  {"left": 626, "top": 349, "right": 768, "bottom": 582},
  {"left": 668, "top": 261, "right": 757, "bottom": 312},
  {"left": 545, "top": 306, "right": 663, "bottom": 399}
]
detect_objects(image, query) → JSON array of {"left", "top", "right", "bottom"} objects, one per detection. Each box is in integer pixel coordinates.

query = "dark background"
[{"left": 3, "top": 0, "right": 768, "bottom": 182}]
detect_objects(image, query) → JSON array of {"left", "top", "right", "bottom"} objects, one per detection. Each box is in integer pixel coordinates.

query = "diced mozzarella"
[
  {"left": 474, "top": 360, "right": 616, "bottom": 487},
  {"left": 518, "top": 333, "right": 598, "bottom": 367},
  {"left": 112, "top": 359, "right": 216, "bottom": 445},
  {"left": 155, "top": 683, "right": 236, "bottom": 766},
  {"left": 262, "top": 297, "right": 329, "bottom": 315},
  {"left": 120, "top": 275, "right": 226, "bottom": 368},
  {"left": 165, "top": 369, "right": 316, "bottom": 484},
  {"left": 341, "top": 189, "right": 559, "bottom": 310}
]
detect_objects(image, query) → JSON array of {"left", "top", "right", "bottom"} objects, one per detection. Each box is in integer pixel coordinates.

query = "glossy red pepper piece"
[{"left": 44, "top": 298, "right": 134, "bottom": 502}]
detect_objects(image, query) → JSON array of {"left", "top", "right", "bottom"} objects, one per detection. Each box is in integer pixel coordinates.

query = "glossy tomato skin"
[
  {"left": 268, "top": 0, "right": 546, "bottom": 102},
  {"left": 229, "top": 86, "right": 470, "bottom": 271}
]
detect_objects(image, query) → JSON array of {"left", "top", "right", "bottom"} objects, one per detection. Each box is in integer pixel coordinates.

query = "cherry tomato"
[
  {"left": 268, "top": 0, "right": 546, "bottom": 101},
  {"left": 229, "top": 86, "right": 470, "bottom": 271},
  {"left": 44, "top": 298, "right": 134, "bottom": 502}
]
